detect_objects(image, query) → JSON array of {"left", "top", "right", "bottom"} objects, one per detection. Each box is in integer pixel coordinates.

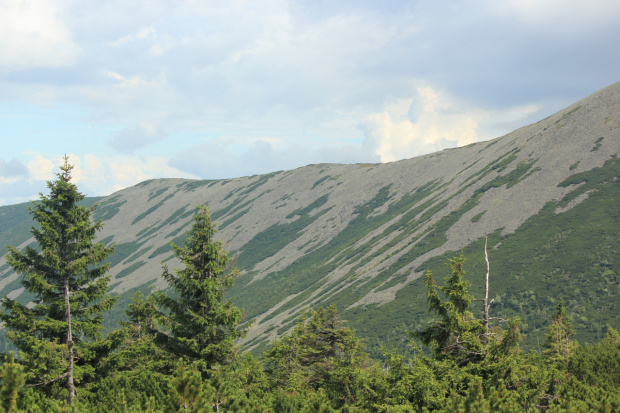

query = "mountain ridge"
[{"left": 1, "top": 81, "right": 618, "bottom": 356}]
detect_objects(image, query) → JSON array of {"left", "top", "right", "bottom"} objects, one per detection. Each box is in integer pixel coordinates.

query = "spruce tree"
[
  {"left": 154, "top": 204, "right": 245, "bottom": 374},
  {"left": 544, "top": 299, "right": 577, "bottom": 364},
  {"left": 413, "top": 255, "right": 485, "bottom": 366},
  {"left": 0, "top": 156, "right": 115, "bottom": 405},
  {"left": 265, "top": 306, "right": 371, "bottom": 408}
]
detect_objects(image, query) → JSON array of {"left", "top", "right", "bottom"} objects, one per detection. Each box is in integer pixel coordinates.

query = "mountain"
[{"left": 1, "top": 82, "right": 619, "bottom": 357}]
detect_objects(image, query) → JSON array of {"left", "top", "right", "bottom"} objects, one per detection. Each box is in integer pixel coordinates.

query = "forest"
[{"left": 0, "top": 158, "right": 618, "bottom": 412}]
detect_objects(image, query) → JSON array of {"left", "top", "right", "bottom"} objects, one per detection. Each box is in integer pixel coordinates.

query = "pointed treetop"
[{"left": 59, "top": 154, "right": 74, "bottom": 183}]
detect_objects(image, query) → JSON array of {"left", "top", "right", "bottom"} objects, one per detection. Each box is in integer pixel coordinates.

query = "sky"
[{"left": 1, "top": 0, "right": 619, "bottom": 206}]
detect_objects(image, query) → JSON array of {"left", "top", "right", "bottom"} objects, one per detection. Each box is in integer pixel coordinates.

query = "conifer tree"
[
  {"left": 413, "top": 255, "right": 485, "bottom": 366},
  {"left": 0, "top": 353, "right": 24, "bottom": 413},
  {"left": 265, "top": 306, "right": 371, "bottom": 408},
  {"left": 544, "top": 299, "right": 576, "bottom": 364},
  {"left": 0, "top": 156, "right": 115, "bottom": 405},
  {"left": 154, "top": 204, "right": 245, "bottom": 374}
]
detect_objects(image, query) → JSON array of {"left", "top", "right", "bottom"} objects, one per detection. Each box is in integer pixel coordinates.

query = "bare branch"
[{"left": 24, "top": 371, "right": 70, "bottom": 388}]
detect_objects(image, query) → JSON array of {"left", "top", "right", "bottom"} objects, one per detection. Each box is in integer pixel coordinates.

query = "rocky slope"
[{"left": 1, "top": 81, "right": 619, "bottom": 356}]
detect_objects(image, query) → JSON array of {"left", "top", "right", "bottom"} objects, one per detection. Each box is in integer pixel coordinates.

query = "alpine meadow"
[{"left": 0, "top": 82, "right": 618, "bottom": 411}]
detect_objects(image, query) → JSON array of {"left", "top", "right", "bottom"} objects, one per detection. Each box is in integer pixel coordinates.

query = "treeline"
[{"left": 0, "top": 158, "right": 618, "bottom": 412}]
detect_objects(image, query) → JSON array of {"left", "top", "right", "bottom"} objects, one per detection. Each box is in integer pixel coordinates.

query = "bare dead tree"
[
  {"left": 484, "top": 238, "right": 490, "bottom": 332},
  {"left": 483, "top": 237, "right": 494, "bottom": 345}
]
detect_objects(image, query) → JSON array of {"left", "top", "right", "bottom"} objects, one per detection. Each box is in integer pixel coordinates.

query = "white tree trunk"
[{"left": 483, "top": 237, "right": 490, "bottom": 343}]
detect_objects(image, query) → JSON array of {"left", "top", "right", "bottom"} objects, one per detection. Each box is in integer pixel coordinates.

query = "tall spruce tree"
[
  {"left": 154, "top": 204, "right": 245, "bottom": 374},
  {"left": 0, "top": 156, "right": 115, "bottom": 405}
]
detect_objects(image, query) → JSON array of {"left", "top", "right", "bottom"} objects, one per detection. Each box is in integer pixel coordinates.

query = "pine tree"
[
  {"left": 154, "top": 204, "right": 245, "bottom": 374},
  {"left": 0, "top": 156, "right": 115, "bottom": 405}
]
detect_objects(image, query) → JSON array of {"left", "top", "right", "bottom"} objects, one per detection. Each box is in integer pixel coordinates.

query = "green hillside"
[{"left": 0, "top": 81, "right": 619, "bottom": 361}]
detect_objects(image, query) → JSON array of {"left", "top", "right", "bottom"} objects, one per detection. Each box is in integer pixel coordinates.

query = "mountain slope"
[{"left": 1, "top": 81, "right": 619, "bottom": 356}]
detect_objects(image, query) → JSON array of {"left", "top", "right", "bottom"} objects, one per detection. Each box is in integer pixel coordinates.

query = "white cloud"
[
  {"left": 103, "top": 71, "right": 168, "bottom": 94},
  {"left": 17, "top": 152, "right": 197, "bottom": 200},
  {"left": 361, "top": 87, "right": 488, "bottom": 163},
  {"left": 136, "top": 27, "right": 156, "bottom": 40},
  {"left": 360, "top": 86, "right": 550, "bottom": 164},
  {"left": 26, "top": 153, "right": 84, "bottom": 184},
  {"left": 79, "top": 154, "right": 106, "bottom": 188},
  {"left": 70, "top": 153, "right": 198, "bottom": 196},
  {"left": 1, "top": 0, "right": 620, "bottom": 206},
  {"left": 27, "top": 155, "right": 55, "bottom": 182},
  {"left": 101, "top": 155, "right": 196, "bottom": 194},
  {"left": 149, "top": 36, "right": 174, "bottom": 57},
  {"left": 0, "top": 0, "right": 81, "bottom": 70}
]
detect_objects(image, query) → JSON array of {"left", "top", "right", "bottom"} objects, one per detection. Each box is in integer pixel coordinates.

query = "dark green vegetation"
[
  {"left": 135, "top": 205, "right": 192, "bottom": 239},
  {"left": 0, "top": 143, "right": 617, "bottom": 365},
  {"left": 1, "top": 82, "right": 619, "bottom": 411},
  {"left": 93, "top": 195, "right": 126, "bottom": 221},
  {"left": 235, "top": 193, "right": 331, "bottom": 270},
  {"left": 115, "top": 261, "right": 147, "bottom": 279},
  {"left": 131, "top": 194, "right": 175, "bottom": 225},
  {"left": 225, "top": 152, "right": 618, "bottom": 358},
  {"left": 1, "top": 198, "right": 618, "bottom": 411},
  {"left": 406, "top": 157, "right": 620, "bottom": 348},
  {"left": 340, "top": 157, "right": 620, "bottom": 358},
  {"left": 0, "top": 157, "right": 116, "bottom": 405},
  {"left": 153, "top": 204, "right": 245, "bottom": 372}
]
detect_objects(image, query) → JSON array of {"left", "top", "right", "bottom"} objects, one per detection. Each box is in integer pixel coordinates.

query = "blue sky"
[{"left": 1, "top": 0, "right": 619, "bottom": 206}]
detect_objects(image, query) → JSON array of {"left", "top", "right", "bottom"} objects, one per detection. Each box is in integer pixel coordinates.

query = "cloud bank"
[{"left": 1, "top": 0, "right": 619, "bottom": 205}]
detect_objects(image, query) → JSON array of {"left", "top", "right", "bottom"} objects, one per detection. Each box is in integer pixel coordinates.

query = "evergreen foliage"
[
  {"left": 0, "top": 156, "right": 116, "bottom": 405},
  {"left": 544, "top": 300, "right": 577, "bottom": 365},
  {"left": 0, "top": 353, "right": 24, "bottom": 413},
  {"left": 264, "top": 306, "right": 372, "bottom": 408},
  {"left": 413, "top": 255, "right": 486, "bottom": 366},
  {"left": 153, "top": 204, "right": 245, "bottom": 374},
  {"left": 1, "top": 187, "right": 619, "bottom": 411},
  {"left": 569, "top": 328, "right": 620, "bottom": 390}
]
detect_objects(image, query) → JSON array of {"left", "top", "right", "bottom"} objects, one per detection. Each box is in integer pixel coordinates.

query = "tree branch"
[{"left": 24, "top": 371, "right": 70, "bottom": 388}]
